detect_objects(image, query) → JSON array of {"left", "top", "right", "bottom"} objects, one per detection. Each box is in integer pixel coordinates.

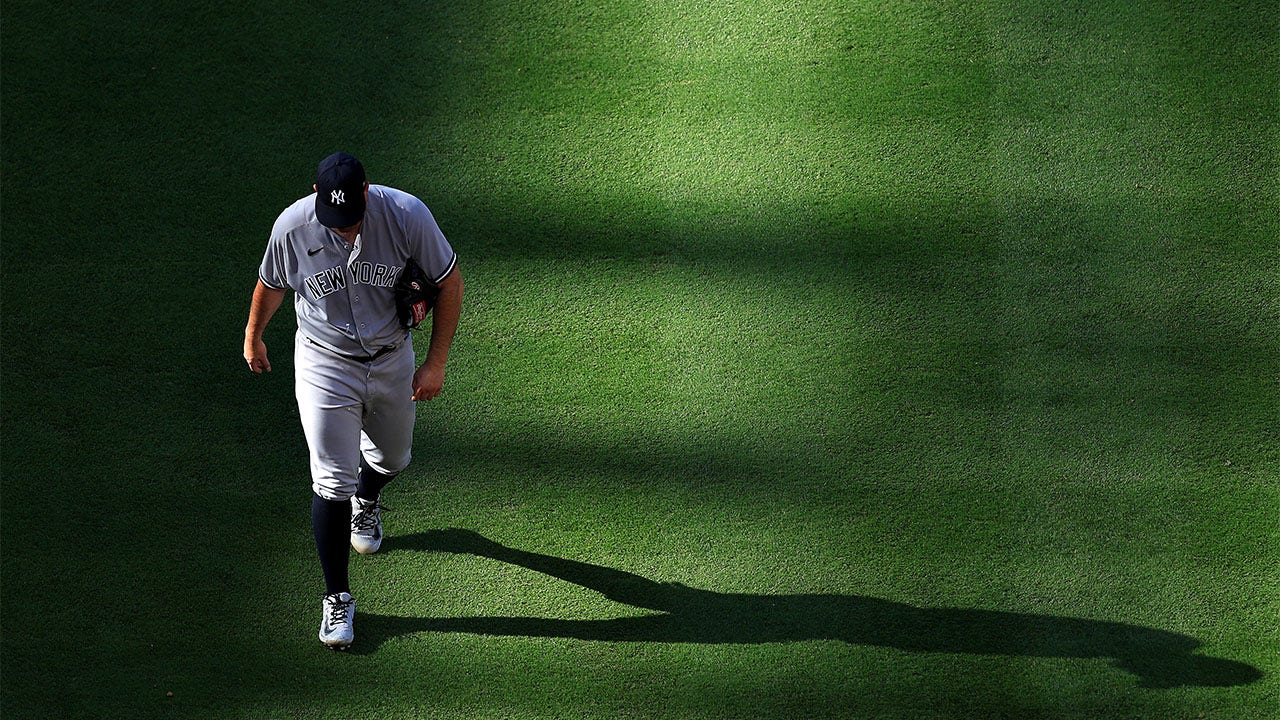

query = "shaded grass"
[{"left": 2, "top": 0, "right": 1278, "bottom": 718}]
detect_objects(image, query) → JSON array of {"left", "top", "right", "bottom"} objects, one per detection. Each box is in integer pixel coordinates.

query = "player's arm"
[
  {"left": 244, "top": 279, "right": 288, "bottom": 374},
  {"left": 411, "top": 266, "right": 463, "bottom": 401}
]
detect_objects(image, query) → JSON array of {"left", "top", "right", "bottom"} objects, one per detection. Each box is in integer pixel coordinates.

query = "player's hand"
[
  {"left": 412, "top": 363, "right": 444, "bottom": 401},
  {"left": 245, "top": 338, "right": 271, "bottom": 374}
]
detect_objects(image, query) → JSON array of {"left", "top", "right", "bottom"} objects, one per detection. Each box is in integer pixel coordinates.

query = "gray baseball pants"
[{"left": 294, "top": 330, "right": 416, "bottom": 500}]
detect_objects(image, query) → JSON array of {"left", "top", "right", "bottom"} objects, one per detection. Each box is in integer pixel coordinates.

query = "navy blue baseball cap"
[{"left": 315, "top": 152, "right": 367, "bottom": 228}]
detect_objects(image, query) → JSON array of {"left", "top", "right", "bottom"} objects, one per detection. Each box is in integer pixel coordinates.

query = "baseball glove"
[{"left": 394, "top": 257, "right": 439, "bottom": 329}]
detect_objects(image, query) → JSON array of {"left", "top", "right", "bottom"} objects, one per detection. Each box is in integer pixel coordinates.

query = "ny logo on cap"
[{"left": 331, "top": 190, "right": 346, "bottom": 205}]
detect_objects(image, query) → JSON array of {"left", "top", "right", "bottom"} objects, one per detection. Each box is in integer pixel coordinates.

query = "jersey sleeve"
[
  {"left": 401, "top": 195, "right": 457, "bottom": 284},
  {"left": 258, "top": 216, "right": 294, "bottom": 291}
]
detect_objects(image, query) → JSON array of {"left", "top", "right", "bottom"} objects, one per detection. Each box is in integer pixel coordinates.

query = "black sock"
[
  {"left": 355, "top": 463, "right": 396, "bottom": 501},
  {"left": 312, "top": 493, "right": 351, "bottom": 595}
]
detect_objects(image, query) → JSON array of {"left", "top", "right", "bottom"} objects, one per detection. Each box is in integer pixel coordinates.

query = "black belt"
[
  {"left": 347, "top": 344, "right": 400, "bottom": 363},
  {"left": 305, "top": 336, "right": 402, "bottom": 363}
]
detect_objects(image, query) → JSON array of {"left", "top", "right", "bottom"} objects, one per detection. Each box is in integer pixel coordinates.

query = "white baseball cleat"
[
  {"left": 319, "top": 592, "right": 355, "bottom": 649},
  {"left": 350, "top": 496, "right": 384, "bottom": 555}
]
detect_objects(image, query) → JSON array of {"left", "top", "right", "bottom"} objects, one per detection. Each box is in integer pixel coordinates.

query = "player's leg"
[
  {"left": 355, "top": 461, "right": 396, "bottom": 501},
  {"left": 296, "top": 333, "right": 366, "bottom": 502},
  {"left": 350, "top": 343, "right": 417, "bottom": 554},
  {"left": 295, "top": 332, "right": 363, "bottom": 647},
  {"left": 360, "top": 341, "right": 417, "bottom": 477}
]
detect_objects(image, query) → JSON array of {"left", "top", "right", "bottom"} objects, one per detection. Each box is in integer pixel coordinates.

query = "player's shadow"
[{"left": 357, "top": 529, "right": 1261, "bottom": 689}]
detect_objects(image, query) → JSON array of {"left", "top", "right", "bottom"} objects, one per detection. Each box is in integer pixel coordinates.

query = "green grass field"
[{"left": 2, "top": 1, "right": 1277, "bottom": 718}]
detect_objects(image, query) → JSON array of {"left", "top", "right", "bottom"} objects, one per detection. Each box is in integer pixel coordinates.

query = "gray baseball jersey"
[{"left": 259, "top": 184, "right": 457, "bottom": 357}]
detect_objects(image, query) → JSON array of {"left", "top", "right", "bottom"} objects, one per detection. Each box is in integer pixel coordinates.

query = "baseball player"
[{"left": 243, "top": 152, "right": 463, "bottom": 649}]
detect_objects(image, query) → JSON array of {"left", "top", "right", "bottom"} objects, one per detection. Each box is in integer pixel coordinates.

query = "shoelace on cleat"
[
  {"left": 351, "top": 500, "right": 384, "bottom": 531},
  {"left": 325, "top": 595, "right": 353, "bottom": 627}
]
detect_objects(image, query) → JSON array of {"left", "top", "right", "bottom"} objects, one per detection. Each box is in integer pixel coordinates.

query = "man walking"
[{"left": 243, "top": 152, "right": 463, "bottom": 649}]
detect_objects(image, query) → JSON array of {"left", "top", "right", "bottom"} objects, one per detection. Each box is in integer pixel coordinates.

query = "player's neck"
[{"left": 332, "top": 222, "right": 362, "bottom": 244}]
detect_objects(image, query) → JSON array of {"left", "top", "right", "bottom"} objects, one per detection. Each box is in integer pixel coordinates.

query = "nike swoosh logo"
[{"left": 307, "top": 247, "right": 324, "bottom": 256}]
